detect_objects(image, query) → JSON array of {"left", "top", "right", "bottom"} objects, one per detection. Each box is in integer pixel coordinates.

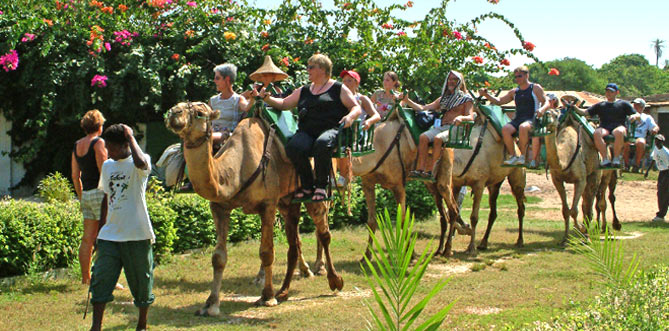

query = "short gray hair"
[{"left": 213, "top": 63, "right": 237, "bottom": 83}]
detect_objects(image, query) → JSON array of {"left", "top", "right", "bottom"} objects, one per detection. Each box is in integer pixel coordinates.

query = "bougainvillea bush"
[{"left": 0, "top": 0, "right": 535, "bottom": 184}]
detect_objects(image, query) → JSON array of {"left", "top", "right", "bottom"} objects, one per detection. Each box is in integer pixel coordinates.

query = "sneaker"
[
  {"left": 527, "top": 160, "right": 537, "bottom": 169},
  {"left": 612, "top": 156, "right": 622, "bottom": 167},
  {"left": 600, "top": 159, "right": 611, "bottom": 167},
  {"left": 652, "top": 216, "right": 665, "bottom": 222},
  {"left": 513, "top": 155, "right": 525, "bottom": 165},
  {"left": 503, "top": 156, "right": 517, "bottom": 165}
]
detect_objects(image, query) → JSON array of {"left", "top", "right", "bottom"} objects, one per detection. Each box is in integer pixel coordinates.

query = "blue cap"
[{"left": 605, "top": 83, "right": 619, "bottom": 92}]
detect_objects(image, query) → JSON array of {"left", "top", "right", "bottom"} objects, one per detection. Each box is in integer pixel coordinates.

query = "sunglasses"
[
  {"left": 307, "top": 65, "right": 318, "bottom": 70},
  {"left": 514, "top": 74, "right": 525, "bottom": 78}
]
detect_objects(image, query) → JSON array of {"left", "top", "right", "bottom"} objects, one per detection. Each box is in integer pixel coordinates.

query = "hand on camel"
[
  {"left": 241, "top": 90, "right": 254, "bottom": 100},
  {"left": 339, "top": 114, "right": 355, "bottom": 128}
]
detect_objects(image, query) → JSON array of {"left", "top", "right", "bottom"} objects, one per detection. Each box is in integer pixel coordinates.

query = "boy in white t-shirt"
[
  {"left": 89, "top": 124, "right": 154, "bottom": 331},
  {"left": 647, "top": 134, "right": 669, "bottom": 222}
]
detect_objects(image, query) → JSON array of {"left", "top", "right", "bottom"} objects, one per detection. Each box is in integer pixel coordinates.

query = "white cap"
[{"left": 632, "top": 98, "right": 647, "bottom": 108}]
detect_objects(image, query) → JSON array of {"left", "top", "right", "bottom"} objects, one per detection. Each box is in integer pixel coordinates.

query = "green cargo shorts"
[{"left": 90, "top": 239, "right": 155, "bottom": 307}]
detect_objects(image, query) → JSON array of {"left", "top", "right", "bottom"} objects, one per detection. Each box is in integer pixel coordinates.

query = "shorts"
[
  {"left": 422, "top": 124, "right": 453, "bottom": 142},
  {"left": 598, "top": 124, "right": 624, "bottom": 133},
  {"left": 80, "top": 188, "right": 105, "bottom": 220},
  {"left": 90, "top": 239, "right": 155, "bottom": 307},
  {"left": 508, "top": 116, "right": 533, "bottom": 131}
]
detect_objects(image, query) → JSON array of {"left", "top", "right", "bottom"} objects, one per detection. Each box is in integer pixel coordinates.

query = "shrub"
[
  {"left": 37, "top": 172, "right": 74, "bottom": 203},
  {"left": 166, "top": 194, "right": 216, "bottom": 253},
  {"left": 146, "top": 178, "right": 178, "bottom": 261},
  {"left": 0, "top": 199, "right": 82, "bottom": 277},
  {"left": 534, "top": 265, "right": 669, "bottom": 330}
]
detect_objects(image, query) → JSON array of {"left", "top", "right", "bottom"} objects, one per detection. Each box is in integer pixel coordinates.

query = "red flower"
[
  {"left": 548, "top": 68, "right": 560, "bottom": 76},
  {"left": 523, "top": 41, "right": 535, "bottom": 51},
  {"left": 101, "top": 6, "right": 113, "bottom": 14},
  {"left": 342, "top": 2, "right": 352, "bottom": 10},
  {"left": 406, "top": 1, "right": 413, "bottom": 7},
  {"left": 397, "top": 31, "right": 406, "bottom": 37},
  {"left": 381, "top": 23, "right": 393, "bottom": 29},
  {"left": 261, "top": 44, "right": 270, "bottom": 51},
  {"left": 488, "top": 0, "right": 500, "bottom": 4},
  {"left": 260, "top": 31, "right": 269, "bottom": 38},
  {"left": 281, "top": 57, "right": 290, "bottom": 66},
  {"left": 500, "top": 58, "right": 510, "bottom": 66},
  {"left": 452, "top": 31, "right": 462, "bottom": 40},
  {"left": 118, "top": 4, "right": 128, "bottom": 12},
  {"left": 171, "top": 53, "right": 180, "bottom": 61},
  {"left": 473, "top": 56, "right": 484, "bottom": 64},
  {"left": 304, "top": 38, "right": 313, "bottom": 44}
]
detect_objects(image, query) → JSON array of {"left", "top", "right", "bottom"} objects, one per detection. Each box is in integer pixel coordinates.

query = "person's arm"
[
  {"left": 572, "top": 103, "right": 592, "bottom": 117},
  {"left": 71, "top": 151, "right": 82, "bottom": 200},
  {"left": 259, "top": 87, "right": 300, "bottom": 110},
  {"left": 360, "top": 95, "right": 381, "bottom": 130},
  {"left": 339, "top": 84, "right": 362, "bottom": 128},
  {"left": 453, "top": 101, "right": 476, "bottom": 125},
  {"left": 536, "top": 102, "right": 554, "bottom": 118},
  {"left": 478, "top": 88, "right": 514, "bottom": 106},
  {"left": 645, "top": 159, "right": 655, "bottom": 179},
  {"left": 533, "top": 84, "right": 547, "bottom": 107},
  {"left": 238, "top": 90, "right": 255, "bottom": 112},
  {"left": 93, "top": 139, "right": 107, "bottom": 173},
  {"left": 123, "top": 124, "right": 148, "bottom": 170},
  {"left": 650, "top": 117, "right": 660, "bottom": 134},
  {"left": 403, "top": 95, "right": 441, "bottom": 112}
]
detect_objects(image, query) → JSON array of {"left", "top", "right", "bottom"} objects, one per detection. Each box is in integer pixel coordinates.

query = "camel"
[
  {"left": 595, "top": 163, "right": 621, "bottom": 232},
  {"left": 541, "top": 103, "right": 600, "bottom": 244},
  {"left": 164, "top": 101, "right": 343, "bottom": 315},
  {"left": 431, "top": 114, "right": 527, "bottom": 256}
]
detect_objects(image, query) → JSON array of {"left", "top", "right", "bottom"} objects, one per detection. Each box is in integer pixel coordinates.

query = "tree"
[
  {"left": 528, "top": 58, "right": 605, "bottom": 93},
  {"left": 598, "top": 54, "right": 666, "bottom": 97},
  {"left": 651, "top": 38, "right": 665, "bottom": 68}
]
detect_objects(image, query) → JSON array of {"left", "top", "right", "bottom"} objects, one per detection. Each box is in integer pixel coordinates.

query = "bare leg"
[
  {"left": 416, "top": 134, "right": 430, "bottom": 172},
  {"left": 634, "top": 139, "right": 646, "bottom": 167},
  {"left": 594, "top": 128, "right": 610, "bottom": 160},
  {"left": 502, "top": 124, "right": 518, "bottom": 156},
  {"left": 136, "top": 306, "right": 148, "bottom": 331},
  {"left": 79, "top": 219, "right": 99, "bottom": 284},
  {"left": 612, "top": 126, "right": 626, "bottom": 158},
  {"left": 429, "top": 138, "right": 443, "bottom": 173},
  {"left": 196, "top": 203, "right": 230, "bottom": 316},
  {"left": 90, "top": 303, "right": 105, "bottom": 331},
  {"left": 530, "top": 137, "right": 541, "bottom": 162},
  {"left": 518, "top": 122, "right": 532, "bottom": 158}
]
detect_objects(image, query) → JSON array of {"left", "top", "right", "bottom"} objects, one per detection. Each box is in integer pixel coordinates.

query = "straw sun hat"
[{"left": 249, "top": 55, "right": 288, "bottom": 84}]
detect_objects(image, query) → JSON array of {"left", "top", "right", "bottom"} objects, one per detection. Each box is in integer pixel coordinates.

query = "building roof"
[
  {"left": 642, "top": 93, "right": 669, "bottom": 107},
  {"left": 474, "top": 90, "right": 607, "bottom": 109}
]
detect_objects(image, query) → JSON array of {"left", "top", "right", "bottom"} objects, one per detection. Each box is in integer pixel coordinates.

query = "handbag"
[{"left": 416, "top": 110, "right": 436, "bottom": 130}]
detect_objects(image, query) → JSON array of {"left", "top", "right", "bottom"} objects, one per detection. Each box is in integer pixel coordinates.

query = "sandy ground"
[{"left": 500, "top": 171, "right": 657, "bottom": 223}]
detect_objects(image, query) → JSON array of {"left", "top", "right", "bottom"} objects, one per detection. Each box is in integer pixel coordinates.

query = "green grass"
[{"left": 2, "top": 192, "right": 669, "bottom": 330}]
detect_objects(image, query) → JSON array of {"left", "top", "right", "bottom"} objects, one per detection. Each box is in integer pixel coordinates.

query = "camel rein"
[
  {"left": 369, "top": 123, "right": 406, "bottom": 183},
  {"left": 236, "top": 126, "right": 275, "bottom": 196},
  {"left": 457, "top": 118, "right": 488, "bottom": 177},
  {"left": 559, "top": 116, "right": 581, "bottom": 172}
]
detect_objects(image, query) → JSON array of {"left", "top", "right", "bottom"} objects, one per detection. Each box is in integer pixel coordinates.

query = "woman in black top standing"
[
  {"left": 71, "top": 109, "right": 107, "bottom": 285},
  {"left": 258, "top": 54, "right": 361, "bottom": 201}
]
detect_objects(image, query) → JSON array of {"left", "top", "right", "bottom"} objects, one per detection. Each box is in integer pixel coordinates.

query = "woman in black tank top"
[
  {"left": 258, "top": 54, "right": 361, "bottom": 201},
  {"left": 71, "top": 109, "right": 107, "bottom": 285}
]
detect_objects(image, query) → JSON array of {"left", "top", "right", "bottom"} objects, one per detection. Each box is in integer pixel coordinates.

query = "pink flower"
[
  {"left": 0, "top": 49, "right": 19, "bottom": 71},
  {"left": 21, "top": 33, "right": 36, "bottom": 42},
  {"left": 397, "top": 31, "right": 406, "bottom": 37},
  {"left": 381, "top": 23, "right": 393, "bottom": 29},
  {"left": 186, "top": 1, "right": 196, "bottom": 7},
  {"left": 0, "top": 10, "right": 4, "bottom": 15},
  {"left": 91, "top": 74, "right": 108, "bottom": 88},
  {"left": 104, "top": 42, "right": 111, "bottom": 51},
  {"left": 452, "top": 31, "right": 462, "bottom": 40}
]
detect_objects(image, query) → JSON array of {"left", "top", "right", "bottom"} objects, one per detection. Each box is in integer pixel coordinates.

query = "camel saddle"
[{"left": 396, "top": 107, "right": 474, "bottom": 149}]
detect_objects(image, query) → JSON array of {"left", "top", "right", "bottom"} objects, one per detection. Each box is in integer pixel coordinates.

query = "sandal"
[
  {"left": 293, "top": 188, "right": 313, "bottom": 199},
  {"left": 409, "top": 170, "right": 423, "bottom": 178},
  {"left": 311, "top": 188, "right": 329, "bottom": 202}
]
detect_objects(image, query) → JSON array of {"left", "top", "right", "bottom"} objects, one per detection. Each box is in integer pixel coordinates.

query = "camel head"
[{"left": 165, "top": 101, "right": 220, "bottom": 144}]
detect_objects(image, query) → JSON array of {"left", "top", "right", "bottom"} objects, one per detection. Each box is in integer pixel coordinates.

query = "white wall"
[{"left": 0, "top": 113, "right": 26, "bottom": 196}]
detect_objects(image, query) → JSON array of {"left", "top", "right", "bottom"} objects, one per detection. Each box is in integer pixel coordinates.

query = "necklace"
[{"left": 312, "top": 80, "right": 330, "bottom": 94}]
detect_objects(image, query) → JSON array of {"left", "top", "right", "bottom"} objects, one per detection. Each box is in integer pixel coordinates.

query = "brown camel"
[
  {"left": 165, "top": 102, "right": 343, "bottom": 315},
  {"left": 595, "top": 164, "right": 621, "bottom": 231},
  {"left": 541, "top": 104, "right": 600, "bottom": 244},
  {"left": 431, "top": 116, "right": 527, "bottom": 256}
]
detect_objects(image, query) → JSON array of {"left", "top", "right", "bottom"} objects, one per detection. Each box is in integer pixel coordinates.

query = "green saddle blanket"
[
  {"left": 477, "top": 104, "right": 511, "bottom": 137},
  {"left": 261, "top": 107, "right": 298, "bottom": 146},
  {"left": 397, "top": 107, "right": 427, "bottom": 144}
]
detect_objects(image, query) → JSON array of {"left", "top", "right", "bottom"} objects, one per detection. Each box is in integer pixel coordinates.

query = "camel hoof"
[
  {"left": 275, "top": 291, "right": 290, "bottom": 302},
  {"left": 477, "top": 242, "right": 488, "bottom": 251},
  {"left": 558, "top": 239, "right": 567, "bottom": 247},
  {"left": 455, "top": 223, "right": 473, "bottom": 236},
  {"left": 515, "top": 240, "right": 524, "bottom": 248},
  {"left": 255, "top": 297, "right": 278, "bottom": 307},
  {"left": 300, "top": 269, "right": 315, "bottom": 278},
  {"left": 195, "top": 304, "right": 219, "bottom": 317},
  {"left": 613, "top": 222, "right": 622, "bottom": 231},
  {"left": 253, "top": 276, "right": 265, "bottom": 287},
  {"left": 314, "top": 262, "right": 326, "bottom": 276},
  {"left": 441, "top": 250, "right": 453, "bottom": 258},
  {"left": 466, "top": 247, "right": 477, "bottom": 256},
  {"left": 328, "top": 274, "right": 344, "bottom": 291}
]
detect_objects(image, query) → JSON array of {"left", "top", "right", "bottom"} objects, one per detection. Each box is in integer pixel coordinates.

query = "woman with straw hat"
[{"left": 257, "top": 54, "right": 361, "bottom": 201}]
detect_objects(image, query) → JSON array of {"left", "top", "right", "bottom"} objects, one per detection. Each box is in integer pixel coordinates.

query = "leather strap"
[
  {"left": 562, "top": 124, "right": 581, "bottom": 172},
  {"left": 369, "top": 123, "right": 406, "bottom": 179},
  {"left": 458, "top": 118, "right": 488, "bottom": 177},
  {"left": 236, "top": 126, "right": 275, "bottom": 196}
]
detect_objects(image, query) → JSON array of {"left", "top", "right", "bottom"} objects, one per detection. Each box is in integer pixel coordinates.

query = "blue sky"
[{"left": 250, "top": 0, "right": 668, "bottom": 69}]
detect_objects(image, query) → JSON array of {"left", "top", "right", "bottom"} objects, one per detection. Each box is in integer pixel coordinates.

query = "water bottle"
[{"left": 434, "top": 118, "right": 441, "bottom": 129}]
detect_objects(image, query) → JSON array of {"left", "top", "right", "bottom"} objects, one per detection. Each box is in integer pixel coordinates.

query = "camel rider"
[
  {"left": 532, "top": 93, "right": 560, "bottom": 168},
  {"left": 371, "top": 71, "right": 401, "bottom": 119},
  {"left": 624, "top": 98, "right": 659, "bottom": 172},
  {"left": 572, "top": 83, "right": 639, "bottom": 168},
  {"left": 210, "top": 63, "right": 255, "bottom": 146},
  {"left": 404, "top": 70, "right": 476, "bottom": 179},
  {"left": 479, "top": 66, "right": 546, "bottom": 166}
]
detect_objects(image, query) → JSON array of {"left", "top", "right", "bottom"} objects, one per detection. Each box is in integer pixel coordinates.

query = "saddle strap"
[
  {"left": 458, "top": 118, "right": 488, "bottom": 177},
  {"left": 237, "top": 126, "right": 275, "bottom": 196},
  {"left": 369, "top": 123, "right": 406, "bottom": 177}
]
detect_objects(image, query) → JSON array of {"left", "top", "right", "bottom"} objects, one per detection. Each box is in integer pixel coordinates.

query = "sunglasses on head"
[
  {"left": 514, "top": 73, "right": 525, "bottom": 78},
  {"left": 307, "top": 64, "right": 318, "bottom": 70}
]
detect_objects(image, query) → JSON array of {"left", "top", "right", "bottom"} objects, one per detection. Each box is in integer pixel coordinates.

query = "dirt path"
[{"left": 500, "top": 172, "right": 657, "bottom": 223}]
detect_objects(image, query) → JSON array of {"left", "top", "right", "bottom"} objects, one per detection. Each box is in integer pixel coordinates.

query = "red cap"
[{"left": 339, "top": 69, "right": 360, "bottom": 83}]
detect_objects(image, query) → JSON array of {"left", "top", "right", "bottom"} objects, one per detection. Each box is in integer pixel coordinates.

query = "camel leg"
[
  {"left": 360, "top": 177, "right": 378, "bottom": 263},
  {"left": 507, "top": 169, "right": 526, "bottom": 247},
  {"left": 478, "top": 182, "right": 501, "bottom": 251},
  {"left": 275, "top": 202, "right": 304, "bottom": 302},
  {"left": 581, "top": 172, "right": 599, "bottom": 224},
  {"left": 596, "top": 175, "right": 609, "bottom": 232},
  {"left": 306, "top": 202, "right": 344, "bottom": 291},
  {"left": 255, "top": 205, "right": 278, "bottom": 307},
  {"left": 552, "top": 178, "right": 571, "bottom": 245},
  {"left": 424, "top": 183, "right": 450, "bottom": 255},
  {"left": 609, "top": 173, "right": 621, "bottom": 231},
  {"left": 570, "top": 180, "right": 587, "bottom": 234},
  {"left": 464, "top": 183, "right": 485, "bottom": 255},
  {"left": 196, "top": 203, "right": 230, "bottom": 317},
  {"left": 437, "top": 182, "right": 461, "bottom": 257},
  {"left": 279, "top": 201, "right": 313, "bottom": 279}
]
